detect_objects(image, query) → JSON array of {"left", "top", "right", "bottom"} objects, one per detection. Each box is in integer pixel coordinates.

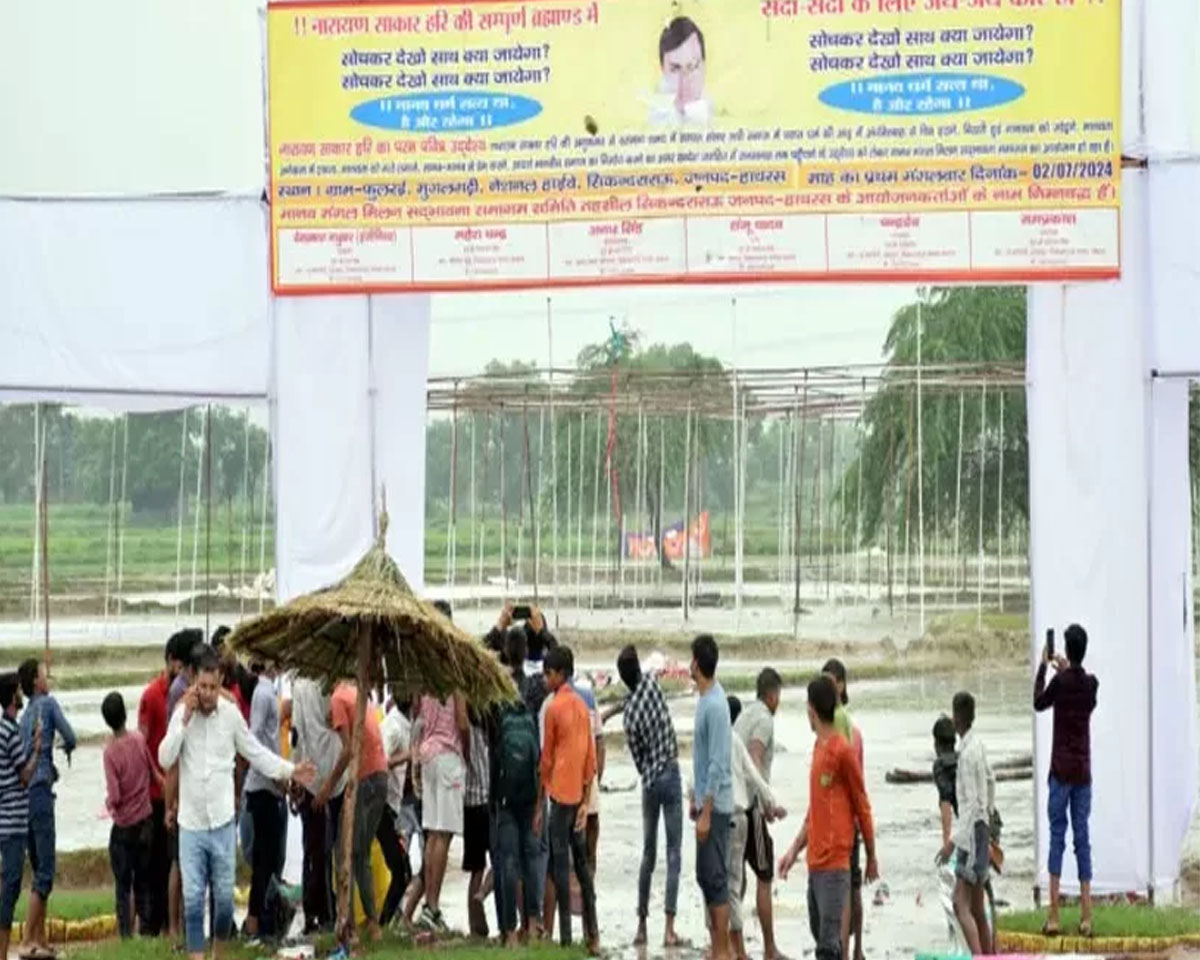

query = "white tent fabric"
[
  {"left": 0, "top": 0, "right": 266, "bottom": 198},
  {"left": 0, "top": 199, "right": 270, "bottom": 408},
  {"left": 272, "top": 295, "right": 431, "bottom": 602},
  {"left": 1028, "top": 168, "right": 1197, "bottom": 897}
]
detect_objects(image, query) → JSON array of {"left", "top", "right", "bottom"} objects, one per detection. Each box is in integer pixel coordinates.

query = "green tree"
[{"left": 839, "top": 287, "right": 1027, "bottom": 551}]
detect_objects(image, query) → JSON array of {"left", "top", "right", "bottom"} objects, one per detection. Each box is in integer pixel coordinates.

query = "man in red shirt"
[
  {"left": 138, "top": 632, "right": 187, "bottom": 938},
  {"left": 779, "top": 676, "right": 878, "bottom": 960}
]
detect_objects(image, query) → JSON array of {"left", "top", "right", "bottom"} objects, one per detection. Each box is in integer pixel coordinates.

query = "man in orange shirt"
[
  {"left": 315, "top": 681, "right": 392, "bottom": 943},
  {"left": 532, "top": 646, "right": 598, "bottom": 954},
  {"left": 778, "top": 676, "right": 879, "bottom": 960}
]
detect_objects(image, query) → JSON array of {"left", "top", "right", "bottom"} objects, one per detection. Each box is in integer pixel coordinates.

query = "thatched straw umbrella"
[{"left": 230, "top": 510, "right": 514, "bottom": 939}]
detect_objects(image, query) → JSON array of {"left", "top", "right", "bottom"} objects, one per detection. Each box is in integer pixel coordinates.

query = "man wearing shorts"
[
  {"left": 937, "top": 692, "right": 994, "bottom": 956},
  {"left": 414, "top": 692, "right": 467, "bottom": 934},
  {"left": 734, "top": 668, "right": 784, "bottom": 960},
  {"left": 690, "top": 635, "right": 734, "bottom": 960}
]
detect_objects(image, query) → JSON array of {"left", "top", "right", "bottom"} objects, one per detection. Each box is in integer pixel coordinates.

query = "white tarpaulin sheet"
[
  {"left": 0, "top": 199, "right": 270, "bottom": 407},
  {"left": 1028, "top": 169, "right": 1197, "bottom": 896},
  {"left": 0, "top": 0, "right": 265, "bottom": 197},
  {"left": 272, "top": 295, "right": 431, "bottom": 602}
]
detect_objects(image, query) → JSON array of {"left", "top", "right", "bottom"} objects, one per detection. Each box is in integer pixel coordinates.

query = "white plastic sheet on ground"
[{"left": 0, "top": 198, "right": 270, "bottom": 408}]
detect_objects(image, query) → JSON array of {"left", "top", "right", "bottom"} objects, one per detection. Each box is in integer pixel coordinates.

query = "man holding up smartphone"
[{"left": 1035, "top": 624, "right": 1099, "bottom": 938}]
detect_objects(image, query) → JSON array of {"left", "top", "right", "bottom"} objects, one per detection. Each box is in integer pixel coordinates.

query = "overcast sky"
[{"left": 429, "top": 283, "right": 916, "bottom": 378}]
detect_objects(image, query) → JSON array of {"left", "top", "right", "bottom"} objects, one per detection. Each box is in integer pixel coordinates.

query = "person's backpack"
[{"left": 496, "top": 702, "right": 539, "bottom": 809}]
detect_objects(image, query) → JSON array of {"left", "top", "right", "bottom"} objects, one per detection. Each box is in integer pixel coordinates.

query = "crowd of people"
[{"left": 0, "top": 607, "right": 1097, "bottom": 960}]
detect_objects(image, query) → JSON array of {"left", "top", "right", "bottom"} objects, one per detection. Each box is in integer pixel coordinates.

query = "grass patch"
[
  {"left": 998, "top": 904, "right": 1200, "bottom": 938},
  {"left": 51, "top": 670, "right": 158, "bottom": 693},
  {"left": 60, "top": 933, "right": 587, "bottom": 960},
  {"left": 14, "top": 888, "right": 113, "bottom": 924}
]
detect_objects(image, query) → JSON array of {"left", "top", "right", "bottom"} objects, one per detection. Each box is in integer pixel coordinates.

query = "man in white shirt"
[
  {"left": 937, "top": 692, "right": 994, "bottom": 957},
  {"left": 726, "top": 697, "right": 785, "bottom": 960},
  {"left": 159, "top": 648, "right": 314, "bottom": 960}
]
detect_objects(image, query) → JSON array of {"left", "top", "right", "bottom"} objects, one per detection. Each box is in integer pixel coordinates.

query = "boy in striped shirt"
[{"left": 0, "top": 673, "right": 40, "bottom": 960}]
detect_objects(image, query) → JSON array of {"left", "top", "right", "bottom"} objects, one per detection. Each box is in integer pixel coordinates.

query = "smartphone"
[
  {"left": 1046, "top": 627, "right": 1055, "bottom": 658},
  {"left": 512, "top": 604, "right": 533, "bottom": 621}
]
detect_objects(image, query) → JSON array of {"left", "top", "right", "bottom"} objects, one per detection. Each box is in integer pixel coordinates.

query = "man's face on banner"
[{"left": 661, "top": 31, "right": 705, "bottom": 108}]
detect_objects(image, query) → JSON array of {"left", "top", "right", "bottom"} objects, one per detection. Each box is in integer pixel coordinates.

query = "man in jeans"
[
  {"left": 779, "top": 676, "right": 878, "bottom": 960},
  {"left": 159, "top": 648, "right": 314, "bottom": 960},
  {"left": 534, "top": 645, "right": 598, "bottom": 953},
  {"left": 1035, "top": 624, "right": 1099, "bottom": 937},
  {"left": 617, "top": 644, "right": 684, "bottom": 948},
  {"left": 0, "top": 674, "right": 39, "bottom": 960},
  {"left": 17, "top": 657, "right": 76, "bottom": 960},
  {"left": 690, "top": 634, "right": 734, "bottom": 960}
]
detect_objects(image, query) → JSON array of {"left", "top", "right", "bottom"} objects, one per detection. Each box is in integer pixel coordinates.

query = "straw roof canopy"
[{"left": 230, "top": 514, "right": 515, "bottom": 708}]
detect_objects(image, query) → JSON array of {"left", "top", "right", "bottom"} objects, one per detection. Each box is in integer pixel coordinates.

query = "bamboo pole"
[
  {"left": 977, "top": 383, "right": 988, "bottom": 629},
  {"left": 257, "top": 429, "right": 270, "bottom": 614},
  {"left": 996, "top": 391, "right": 1005, "bottom": 612},
  {"left": 794, "top": 380, "right": 809, "bottom": 625},
  {"left": 536, "top": 403, "right": 545, "bottom": 605},
  {"left": 239, "top": 410, "right": 251, "bottom": 617},
  {"left": 104, "top": 417, "right": 119, "bottom": 633},
  {"left": 917, "top": 299, "right": 926, "bottom": 636},
  {"left": 855, "top": 378, "right": 866, "bottom": 601},
  {"left": 446, "top": 386, "right": 459, "bottom": 591},
  {"left": 336, "top": 624, "right": 372, "bottom": 944},
  {"left": 657, "top": 417, "right": 666, "bottom": 598},
  {"left": 29, "top": 405, "right": 40, "bottom": 644},
  {"left": 469, "top": 412, "right": 477, "bottom": 604},
  {"left": 500, "top": 412, "right": 509, "bottom": 590},
  {"left": 565, "top": 414, "right": 572, "bottom": 616},
  {"left": 204, "top": 406, "right": 213, "bottom": 637},
  {"left": 39, "top": 419, "right": 50, "bottom": 672},
  {"left": 954, "top": 391, "right": 965, "bottom": 597},
  {"left": 576, "top": 411, "right": 586, "bottom": 610},
  {"left": 189, "top": 407, "right": 206, "bottom": 617},
  {"left": 682, "top": 403, "right": 693, "bottom": 620},
  {"left": 589, "top": 408, "right": 602, "bottom": 609},
  {"left": 117, "top": 415, "right": 130, "bottom": 628}
]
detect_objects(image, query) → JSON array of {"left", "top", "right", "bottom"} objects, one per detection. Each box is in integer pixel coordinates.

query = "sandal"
[
  {"left": 1041, "top": 919, "right": 1060, "bottom": 937},
  {"left": 1079, "top": 919, "right": 1094, "bottom": 938}
]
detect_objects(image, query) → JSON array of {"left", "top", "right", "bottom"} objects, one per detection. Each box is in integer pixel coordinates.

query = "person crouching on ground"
[
  {"left": 158, "top": 647, "right": 315, "bottom": 960},
  {"left": 533, "top": 645, "right": 599, "bottom": 953},
  {"left": 1035, "top": 623, "right": 1098, "bottom": 938},
  {"left": 937, "top": 692, "right": 994, "bottom": 956},
  {"left": 103, "top": 691, "right": 162, "bottom": 938},
  {"left": 779, "top": 675, "right": 878, "bottom": 960}
]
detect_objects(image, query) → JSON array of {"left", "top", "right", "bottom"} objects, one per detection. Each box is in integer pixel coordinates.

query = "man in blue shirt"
[
  {"left": 17, "top": 658, "right": 75, "bottom": 959},
  {"left": 690, "top": 634, "right": 733, "bottom": 960}
]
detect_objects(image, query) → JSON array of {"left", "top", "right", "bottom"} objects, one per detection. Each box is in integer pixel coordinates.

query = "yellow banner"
[{"left": 268, "top": 0, "right": 1121, "bottom": 292}]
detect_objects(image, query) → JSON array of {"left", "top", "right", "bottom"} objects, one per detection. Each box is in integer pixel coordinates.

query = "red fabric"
[
  {"left": 104, "top": 730, "right": 155, "bottom": 827},
  {"left": 232, "top": 684, "right": 251, "bottom": 724},
  {"left": 138, "top": 673, "right": 170, "bottom": 800}
]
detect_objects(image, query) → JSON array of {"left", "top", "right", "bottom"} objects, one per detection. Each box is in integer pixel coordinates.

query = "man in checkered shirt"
[{"left": 617, "top": 645, "right": 684, "bottom": 949}]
